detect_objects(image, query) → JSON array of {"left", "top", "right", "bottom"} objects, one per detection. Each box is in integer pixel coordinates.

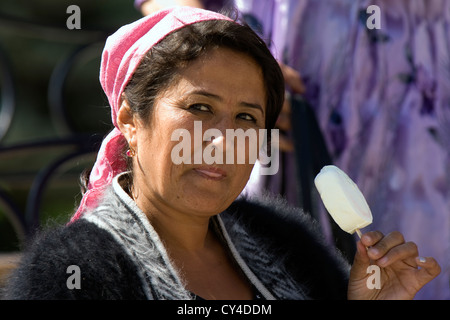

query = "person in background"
[{"left": 234, "top": 0, "right": 450, "bottom": 300}]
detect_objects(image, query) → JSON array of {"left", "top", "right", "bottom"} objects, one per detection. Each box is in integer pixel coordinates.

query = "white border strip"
[{"left": 216, "top": 215, "right": 276, "bottom": 300}]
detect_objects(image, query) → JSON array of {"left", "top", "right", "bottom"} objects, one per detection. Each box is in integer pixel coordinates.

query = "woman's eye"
[
  {"left": 238, "top": 113, "right": 256, "bottom": 122},
  {"left": 189, "top": 104, "right": 210, "bottom": 112}
]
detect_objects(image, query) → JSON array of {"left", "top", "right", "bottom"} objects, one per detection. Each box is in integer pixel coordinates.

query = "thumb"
[{"left": 350, "top": 240, "right": 372, "bottom": 279}]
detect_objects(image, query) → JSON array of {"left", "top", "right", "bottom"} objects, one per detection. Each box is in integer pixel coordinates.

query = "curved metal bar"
[
  {"left": 22, "top": 133, "right": 103, "bottom": 235},
  {"left": 24, "top": 147, "right": 98, "bottom": 236},
  {"left": 0, "top": 133, "right": 103, "bottom": 153},
  {"left": 48, "top": 42, "right": 105, "bottom": 136},
  {"left": 0, "top": 133, "right": 103, "bottom": 238},
  {"left": 0, "top": 188, "right": 26, "bottom": 242},
  {"left": 0, "top": 43, "right": 16, "bottom": 143}
]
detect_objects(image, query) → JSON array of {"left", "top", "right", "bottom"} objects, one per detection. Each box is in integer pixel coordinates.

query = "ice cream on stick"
[{"left": 314, "top": 165, "right": 372, "bottom": 238}]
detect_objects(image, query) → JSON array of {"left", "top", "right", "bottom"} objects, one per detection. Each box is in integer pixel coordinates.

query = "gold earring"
[{"left": 126, "top": 146, "right": 136, "bottom": 157}]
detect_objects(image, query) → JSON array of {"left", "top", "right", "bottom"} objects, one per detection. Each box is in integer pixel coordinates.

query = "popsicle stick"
[{"left": 355, "top": 228, "right": 372, "bottom": 250}]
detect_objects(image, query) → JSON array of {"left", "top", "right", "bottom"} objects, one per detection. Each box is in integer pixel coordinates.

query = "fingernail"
[
  {"left": 418, "top": 256, "right": 426, "bottom": 263},
  {"left": 378, "top": 256, "right": 388, "bottom": 266},
  {"left": 369, "top": 247, "right": 379, "bottom": 257},
  {"left": 361, "top": 234, "right": 371, "bottom": 244}
]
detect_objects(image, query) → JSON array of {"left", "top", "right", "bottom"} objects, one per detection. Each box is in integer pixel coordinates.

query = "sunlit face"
[{"left": 123, "top": 47, "right": 266, "bottom": 218}]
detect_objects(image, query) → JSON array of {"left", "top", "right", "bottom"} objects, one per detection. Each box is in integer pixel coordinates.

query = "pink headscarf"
[{"left": 70, "top": 7, "right": 233, "bottom": 222}]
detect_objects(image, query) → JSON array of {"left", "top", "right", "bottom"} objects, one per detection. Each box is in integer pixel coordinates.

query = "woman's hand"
[{"left": 347, "top": 231, "right": 441, "bottom": 300}]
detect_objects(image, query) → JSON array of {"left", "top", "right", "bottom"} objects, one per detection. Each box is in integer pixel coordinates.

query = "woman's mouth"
[{"left": 194, "top": 166, "right": 227, "bottom": 180}]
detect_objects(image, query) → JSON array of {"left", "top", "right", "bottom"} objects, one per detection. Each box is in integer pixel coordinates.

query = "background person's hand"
[
  {"left": 347, "top": 230, "right": 441, "bottom": 300},
  {"left": 275, "top": 97, "right": 294, "bottom": 152},
  {"left": 279, "top": 62, "right": 305, "bottom": 94},
  {"left": 276, "top": 62, "right": 305, "bottom": 153}
]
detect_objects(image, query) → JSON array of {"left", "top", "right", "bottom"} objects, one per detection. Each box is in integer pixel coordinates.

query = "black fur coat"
[{"left": 2, "top": 174, "right": 350, "bottom": 300}]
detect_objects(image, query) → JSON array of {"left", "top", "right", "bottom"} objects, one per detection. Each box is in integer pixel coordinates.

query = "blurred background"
[
  {"left": 0, "top": 0, "right": 140, "bottom": 284},
  {"left": 0, "top": 0, "right": 449, "bottom": 300}
]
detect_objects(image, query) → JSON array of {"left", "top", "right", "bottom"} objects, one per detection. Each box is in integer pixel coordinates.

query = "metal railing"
[{"left": 0, "top": 13, "right": 108, "bottom": 242}]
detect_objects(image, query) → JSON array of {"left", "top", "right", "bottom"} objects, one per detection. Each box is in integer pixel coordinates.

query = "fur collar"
[{"left": 80, "top": 173, "right": 349, "bottom": 300}]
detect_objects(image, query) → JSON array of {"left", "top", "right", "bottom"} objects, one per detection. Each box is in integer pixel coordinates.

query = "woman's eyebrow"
[{"left": 191, "top": 89, "right": 265, "bottom": 116}]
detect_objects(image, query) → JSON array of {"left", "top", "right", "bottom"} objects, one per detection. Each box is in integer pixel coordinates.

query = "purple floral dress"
[{"left": 236, "top": 0, "right": 450, "bottom": 300}]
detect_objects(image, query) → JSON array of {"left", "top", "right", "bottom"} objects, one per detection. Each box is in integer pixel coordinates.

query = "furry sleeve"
[
  {"left": 2, "top": 220, "right": 146, "bottom": 300},
  {"left": 226, "top": 194, "right": 351, "bottom": 299}
]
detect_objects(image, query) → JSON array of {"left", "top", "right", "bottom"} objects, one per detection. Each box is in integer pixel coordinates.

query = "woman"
[{"left": 3, "top": 7, "right": 440, "bottom": 300}]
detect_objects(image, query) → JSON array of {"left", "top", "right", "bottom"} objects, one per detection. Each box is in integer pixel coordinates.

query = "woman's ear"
[{"left": 117, "top": 94, "right": 137, "bottom": 144}]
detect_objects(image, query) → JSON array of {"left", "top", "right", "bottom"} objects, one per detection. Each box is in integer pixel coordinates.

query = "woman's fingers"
[
  {"left": 362, "top": 231, "right": 406, "bottom": 261},
  {"left": 350, "top": 230, "right": 441, "bottom": 299},
  {"left": 360, "top": 230, "right": 385, "bottom": 247},
  {"left": 374, "top": 241, "right": 419, "bottom": 267},
  {"left": 361, "top": 231, "right": 441, "bottom": 278},
  {"left": 415, "top": 256, "right": 441, "bottom": 285}
]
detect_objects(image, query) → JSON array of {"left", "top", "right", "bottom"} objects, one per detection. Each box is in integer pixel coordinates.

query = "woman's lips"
[{"left": 194, "top": 166, "right": 227, "bottom": 180}]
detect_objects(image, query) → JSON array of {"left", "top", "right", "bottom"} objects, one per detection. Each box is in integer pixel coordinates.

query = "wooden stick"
[{"left": 355, "top": 229, "right": 362, "bottom": 239}]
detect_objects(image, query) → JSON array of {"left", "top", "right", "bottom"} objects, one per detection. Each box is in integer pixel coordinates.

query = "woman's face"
[{"left": 121, "top": 47, "right": 266, "bottom": 217}]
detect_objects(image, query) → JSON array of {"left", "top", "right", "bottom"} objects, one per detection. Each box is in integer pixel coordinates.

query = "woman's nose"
[
  {"left": 204, "top": 116, "right": 234, "bottom": 146},
  {"left": 203, "top": 131, "right": 227, "bottom": 164}
]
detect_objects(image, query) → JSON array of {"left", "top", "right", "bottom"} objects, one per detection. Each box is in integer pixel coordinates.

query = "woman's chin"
[
  {"left": 179, "top": 186, "right": 239, "bottom": 215},
  {"left": 182, "top": 189, "right": 235, "bottom": 214},
  {"left": 172, "top": 168, "right": 248, "bottom": 215}
]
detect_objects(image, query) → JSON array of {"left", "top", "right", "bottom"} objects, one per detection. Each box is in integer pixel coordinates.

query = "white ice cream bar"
[{"left": 314, "top": 165, "right": 372, "bottom": 235}]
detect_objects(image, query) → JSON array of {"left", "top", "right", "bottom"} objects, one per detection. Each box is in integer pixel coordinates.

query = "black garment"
[
  {"left": 191, "top": 283, "right": 266, "bottom": 300},
  {"left": 2, "top": 175, "right": 350, "bottom": 300}
]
